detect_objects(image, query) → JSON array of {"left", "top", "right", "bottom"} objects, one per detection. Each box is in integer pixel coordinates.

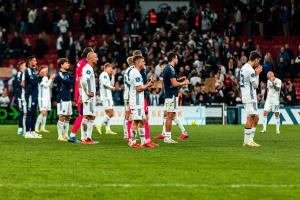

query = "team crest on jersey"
[
  {"left": 251, "top": 73, "right": 255, "bottom": 77},
  {"left": 136, "top": 77, "right": 141, "bottom": 82},
  {"left": 86, "top": 70, "right": 91, "bottom": 75}
]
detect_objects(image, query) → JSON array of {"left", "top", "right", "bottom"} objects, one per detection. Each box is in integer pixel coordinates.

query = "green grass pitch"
[{"left": 0, "top": 125, "right": 300, "bottom": 200}]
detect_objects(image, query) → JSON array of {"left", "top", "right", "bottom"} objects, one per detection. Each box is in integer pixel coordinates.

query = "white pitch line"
[{"left": 0, "top": 183, "right": 300, "bottom": 189}]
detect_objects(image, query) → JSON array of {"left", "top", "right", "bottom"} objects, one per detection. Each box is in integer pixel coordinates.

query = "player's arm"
[
  {"left": 135, "top": 74, "right": 153, "bottom": 93},
  {"left": 250, "top": 66, "right": 262, "bottom": 89},
  {"left": 81, "top": 72, "right": 94, "bottom": 97},
  {"left": 168, "top": 68, "right": 189, "bottom": 87},
  {"left": 272, "top": 79, "right": 281, "bottom": 91},
  {"left": 102, "top": 75, "right": 115, "bottom": 90}
]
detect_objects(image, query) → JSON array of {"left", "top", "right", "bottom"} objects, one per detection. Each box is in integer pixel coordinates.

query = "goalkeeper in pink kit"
[{"left": 68, "top": 47, "right": 94, "bottom": 142}]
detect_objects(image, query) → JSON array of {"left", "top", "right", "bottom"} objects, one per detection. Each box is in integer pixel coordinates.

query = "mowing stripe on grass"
[{"left": 0, "top": 183, "right": 299, "bottom": 189}]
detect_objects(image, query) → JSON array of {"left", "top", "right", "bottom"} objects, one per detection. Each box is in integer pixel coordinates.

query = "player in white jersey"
[
  {"left": 122, "top": 56, "right": 134, "bottom": 139},
  {"left": 95, "top": 63, "right": 117, "bottom": 135},
  {"left": 80, "top": 52, "right": 98, "bottom": 144},
  {"left": 128, "top": 55, "right": 154, "bottom": 148},
  {"left": 35, "top": 66, "right": 55, "bottom": 133},
  {"left": 260, "top": 72, "right": 282, "bottom": 134},
  {"left": 239, "top": 51, "right": 262, "bottom": 148}
]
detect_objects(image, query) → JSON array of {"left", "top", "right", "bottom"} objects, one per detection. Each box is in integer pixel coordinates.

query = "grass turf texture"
[{"left": 0, "top": 125, "right": 299, "bottom": 200}]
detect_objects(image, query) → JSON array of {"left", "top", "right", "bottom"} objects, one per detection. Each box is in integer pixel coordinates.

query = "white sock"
[
  {"left": 174, "top": 117, "right": 186, "bottom": 133},
  {"left": 63, "top": 121, "right": 69, "bottom": 137},
  {"left": 57, "top": 121, "right": 64, "bottom": 138},
  {"left": 106, "top": 117, "right": 111, "bottom": 131},
  {"left": 262, "top": 116, "right": 267, "bottom": 131},
  {"left": 87, "top": 120, "right": 94, "bottom": 139},
  {"left": 35, "top": 114, "right": 43, "bottom": 130},
  {"left": 101, "top": 114, "right": 110, "bottom": 126},
  {"left": 23, "top": 115, "right": 26, "bottom": 133},
  {"left": 130, "top": 129, "right": 137, "bottom": 145},
  {"left": 162, "top": 117, "right": 166, "bottom": 135},
  {"left": 70, "top": 132, "right": 76, "bottom": 137},
  {"left": 123, "top": 118, "right": 128, "bottom": 137},
  {"left": 138, "top": 128, "right": 146, "bottom": 145},
  {"left": 244, "top": 128, "right": 251, "bottom": 143},
  {"left": 81, "top": 118, "right": 88, "bottom": 141},
  {"left": 41, "top": 115, "right": 47, "bottom": 130},
  {"left": 164, "top": 132, "right": 171, "bottom": 140},
  {"left": 250, "top": 127, "right": 256, "bottom": 142},
  {"left": 276, "top": 117, "right": 280, "bottom": 132}
]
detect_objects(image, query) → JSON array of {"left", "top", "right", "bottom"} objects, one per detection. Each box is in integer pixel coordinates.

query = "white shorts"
[
  {"left": 264, "top": 101, "right": 280, "bottom": 113},
  {"left": 244, "top": 102, "right": 258, "bottom": 116},
  {"left": 83, "top": 101, "right": 96, "bottom": 116},
  {"left": 165, "top": 97, "right": 178, "bottom": 113},
  {"left": 102, "top": 98, "right": 114, "bottom": 110},
  {"left": 124, "top": 99, "right": 130, "bottom": 112},
  {"left": 57, "top": 101, "right": 72, "bottom": 116},
  {"left": 131, "top": 107, "right": 145, "bottom": 121},
  {"left": 39, "top": 99, "right": 51, "bottom": 111}
]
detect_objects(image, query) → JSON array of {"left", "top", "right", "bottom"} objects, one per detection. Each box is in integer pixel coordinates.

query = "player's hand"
[
  {"left": 255, "top": 65, "right": 263, "bottom": 75},
  {"left": 111, "top": 86, "right": 116, "bottom": 91},
  {"left": 21, "top": 80, "right": 25, "bottom": 88},
  {"left": 88, "top": 92, "right": 94, "bottom": 97},
  {"left": 50, "top": 74, "right": 55, "bottom": 80},
  {"left": 112, "top": 70, "right": 115, "bottom": 76},
  {"left": 182, "top": 79, "right": 189, "bottom": 86}
]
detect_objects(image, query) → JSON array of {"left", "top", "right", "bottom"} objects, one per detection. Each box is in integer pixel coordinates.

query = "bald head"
[{"left": 87, "top": 52, "right": 98, "bottom": 66}]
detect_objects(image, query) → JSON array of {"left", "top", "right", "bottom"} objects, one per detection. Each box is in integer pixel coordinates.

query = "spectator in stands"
[
  {"left": 56, "top": 34, "right": 65, "bottom": 58},
  {"left": 51, "top": 7, "right": 60, "bottom": 34},
  {"left": 149, "top": 88, "right": 160, "bottom": 106},
  {"left": 35, "top": 33, "right": 48, "bottom": 59},
  {"left": 256, "top": 6, "right": 265, "bottom": 36},
  {"left": 108, "top": 7, "right": 117, "bottom": 34},
  {"left": 0, "top": 89, "right": 10, "bottom": 107},
  {"left": 276, "top": 46, "right": 290, "bottom": 81},
  {"left": 280, "top": 5, "right": 290, "bottom": 36},
  {"left": 23, "top": 38, "right": 32, "bottom": 57},
  {"left": 234, "top": 6, "right": 242, "bottom": 35},
  {"left": 262, "top": 52, "right": 274, "bottom": 81},
  {"left": 10, "top": 32, "right": 23, "bottom": 58},
  {"left": 57, "top": 14, "right": 69, "bottom": 35},
  {"left": 28, "top": 8, "right": 37, "bottom": 34}
]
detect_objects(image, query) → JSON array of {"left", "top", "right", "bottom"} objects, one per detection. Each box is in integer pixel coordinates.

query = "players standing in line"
[
  {"left": 123, "top": 56, "right": 134, "bottom": 140},
  {"left": 260, "top": 71, "right": 282, "bottom": 134},
  {"left": 128, "top": 55, "right": 154, "bottom": 148},
  {"left": 96, "top": 63, "right": 118, "bottom": 135},
  {"left": 56, "top": 58, "right": 74, "bottom": 141},
  {"left": 239, "top": 51, "right": 262, "bottom": 147},
  {"left": 13, "top": 61, "right": 27, "bottom": 135},
  {"left": 162, "top": 53, "right": 189, "bottom": 143},
  {"left": 69, "top": 47, "right": 94, "bottom": 143},
  {"left": 24, "top": 56, "right": 42, "bottom": 138},
  {"left": 35, "top": 66, "right": 55, "bottom": 133},
  {"left": 80, "top": 52, "right": 98, "bottom": 144},
  {"left": 132, "top": 50, "right": 158, "bottom": 147}
]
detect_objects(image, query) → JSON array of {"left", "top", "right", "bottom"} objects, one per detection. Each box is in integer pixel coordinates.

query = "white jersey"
[
  {"left": 99, "top": 71, "right": 114, "bottom": 101},
  {"left": 123, "top": 65, "right": 134, "bottom": 100},
  {"left": 38, "top": 76, "right": 52, "bottom": 100},
  {"left": 80, "top": 64, "right": 96, "bottom": 103},
  {"left": 129, "top": 67, "right": 144, "bottom": 109},
  {"left": 239, "top": 63, "right": 259, "bottom": 103},
  {"left": 266, "top": 78, "right": 282, "bottom": 104}
]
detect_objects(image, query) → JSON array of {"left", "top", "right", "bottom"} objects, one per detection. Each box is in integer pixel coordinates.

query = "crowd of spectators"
[{"left": 0, "top": 0, "right": 300, "bottom": 107}]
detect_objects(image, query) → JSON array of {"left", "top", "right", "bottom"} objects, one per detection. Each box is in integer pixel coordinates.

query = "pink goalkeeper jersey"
[{"left": 74, "top": 58, "right": 88, "bottom": 103}]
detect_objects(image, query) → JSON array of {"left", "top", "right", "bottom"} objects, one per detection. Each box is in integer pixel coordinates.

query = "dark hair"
[
  {"left": 26, "top": 56, "right": 36, "bottom": 65},
  {"left": 57, "top": 58, "right": 69, "bottom": 68},
  {"left": 160, "top": 60, "right": 168, "bottom": 66},
  {"left": 81, "top": 47, "right": 94, "bottom": 58},
  {"left": 249, "top": 51, "right": 262, "bottom": 61},
  {"left": 133, "top": 55, "right": 144, "bottom": 64},
  {"left": 167, "top": 53, "right": 177, "bottom": 62},
  {"left": 17, "top": 61, "right": 26, "bottom": 69}
]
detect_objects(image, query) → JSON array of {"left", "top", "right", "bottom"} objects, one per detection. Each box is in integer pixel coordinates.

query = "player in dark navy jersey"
[
  {"left": 162, "top": 53, "right": 189, "bottom": 143},
  {"left": 13, "top": 61, "right": 26, "bottom": 136},
  {"left": 24, "top": 56, "right": 42, "bottom": 138},
  {"left": 55, "top": 58, "right": 75, "bottom": 141}
]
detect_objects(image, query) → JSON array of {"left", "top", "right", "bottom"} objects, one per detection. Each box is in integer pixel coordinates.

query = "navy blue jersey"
[
  {"left": 163, "top": 65, "right": 178, "bottom": 98},
  {"left": 56, "top": 71, "right": 75, "bottom": 102},
  {"left": 24, "top": 67, "right": 40, "bottom": 100},
  {"left": 140, "top": 67, "right": 149, "bottom": 99},
  {"left": 13, "top": 71, "right": 23, "bottom": 101}
]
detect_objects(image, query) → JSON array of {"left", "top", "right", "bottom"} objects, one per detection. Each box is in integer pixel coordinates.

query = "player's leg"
[
  {"left": 261, "top": 100, "right": 271, "bottom": 133},
  {"left": 57, "top": 102, "right": 66, "bottom": 141},
  {"left": 144, "top": 98, "right": 150, "bottom": 143},
  {"left": 104, "top": 108, "right": 117, "bottom": 135},
  {"left": 85, "top": 102, "right": 98, "bottom": 144},
  {"left": 17, "top": 99, "right": 24, "bottom": 135},
  {"left": 243, "top": 115, "right": 253, "bottom": 145},
  {"left": 63, "top": 101, "right": 72, "bottom": 139},
  {"left": 30, "top": 98, "right": 42, "bottom": 138},
  {"left": 164, "top": 98, "right": 178, "bottom": 143},
  {"left": 123, "top": 100, "right": 129, "bottom": 139},
  {"left": 175, "top": 113, "right": 188, "bottom": 140},
  {"left": 138, "top": 119, "right": 146, "bottom": 146},
  {"left": 129, "top": 108, "right": 143, "bottom": 148},
  {"left": 70, "top": 103, "right": 83, "bottom": 138},
  {"left": 251, "top": 114, "right": 259, "bottom": 142},
  {"left": 25, "top": 96, "right": 33, "bottom": 137},
  {"left": 155, "top": 111, "right": 166, "bottom": 139},
  {"left": 40, "top": 99, "right": 50, "bottom": 132},
  {"left": 35, "top": 99, "right": 43, "bottom": 132},
  {"left": 274, "top": 107, "right": 280, "bottom": 134},
  {"left": 243, "top": 103, "right": 259, "bottom": 147},
  {"left": 80, "top": 115, "right": 88, "bottom": 143}
]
